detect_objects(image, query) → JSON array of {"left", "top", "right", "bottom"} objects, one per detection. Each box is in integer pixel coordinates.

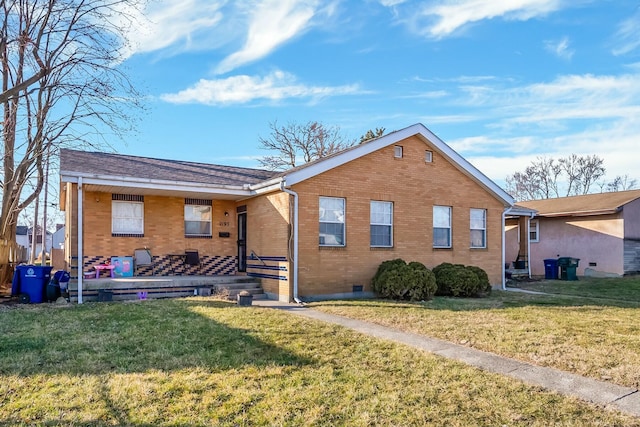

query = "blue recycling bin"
[
  {"left": 543, "top": 259, "right": 559, "bottom": 280},
  {"left": 13, "top": 265, "right": 53, "bottom": 303}
]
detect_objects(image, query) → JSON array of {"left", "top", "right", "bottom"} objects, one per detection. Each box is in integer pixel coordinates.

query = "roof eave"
[
  {"left": 60, "top": 171, "right": 251, "bottom": 197},
  {"left": 281, "top": 123, "right": 514, "bottom": 206}
]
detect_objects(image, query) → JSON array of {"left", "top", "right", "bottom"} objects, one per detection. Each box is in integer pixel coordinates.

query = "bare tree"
[
  {"left": 506, "top": 154, "right": 608, "bottom": 201},
  {"left": 559, "top": 154, "right": 605, "bottom": 196},
  {"left": 505, "top": 156, "right": 562, "bottom": 201},
  {"left": 359, "top": 127, "right": 385, "bottom": 143},
  {"left": 258, "top": 121, "right": 355, "bottom": 170},
  {"left": 0, "top": 0, "right": 143, "bottom": 283},
  {"left": 605, "top": 174, "right": 638, "bottom": 192}
]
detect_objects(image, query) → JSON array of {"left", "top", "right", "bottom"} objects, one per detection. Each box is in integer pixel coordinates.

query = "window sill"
[
  {"left": 432, "top": 246, "right": 452, "bottom": 250},
  {"left": 370, "top": 246, "right": 394, "bottom": 250},
  {"left": 319, "top": 245, "right": 346, "bottom": 250}
]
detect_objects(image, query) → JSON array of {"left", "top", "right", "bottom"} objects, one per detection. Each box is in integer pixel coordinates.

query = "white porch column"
[{"left": 77, "top": 177, "right": 83, "bottom": 304}]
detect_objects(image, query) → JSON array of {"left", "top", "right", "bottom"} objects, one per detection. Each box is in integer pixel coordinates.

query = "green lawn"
[
  {"left": 516, "top": 275, "right": 640, "bottom": 302},
  {"left": 311, "top": 277, "right": 640, "bottom": 390},
  {"left": 1, "top": 298, "right": 637, "bottom": 426}
]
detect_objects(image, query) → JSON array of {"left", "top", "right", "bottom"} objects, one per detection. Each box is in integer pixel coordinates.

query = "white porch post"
[{"left": 77, "top": 177, "right": 83, "bottom": 304}]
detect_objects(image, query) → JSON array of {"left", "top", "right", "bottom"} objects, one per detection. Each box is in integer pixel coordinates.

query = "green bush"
[
  {"left": 466, "top": 265, "right": 491, "bottom": 296},
  {"left": 372, "top": 259, "right": 406, "bottom": 284},
  {"left": 372, "top": 260, "right": 437, "bottom": 301},
  {"left": 433, "top": 263, "right": 486, "bottom": 297}
]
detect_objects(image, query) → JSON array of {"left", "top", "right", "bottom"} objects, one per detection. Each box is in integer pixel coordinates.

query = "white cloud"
[
  {"left": 435, "top": 72, "right": 640, "bottom": 183},
  {"left": 612, "top": 10, "right": 640, "bottom": 56},
  {"left": 160, "top": 70, "right": 360, "bottom": 105},
  {"left": 545, "top": 36, "right": 574, "bottom": 60},
  {"left": 215, "top": 0, "right": 320, "bottom": 74},
  {"left": 118, "top": 0, "right": 227, "bottom": 59},
  {"left": 412, "top": 0, "right": 564, "bottom": 38}
]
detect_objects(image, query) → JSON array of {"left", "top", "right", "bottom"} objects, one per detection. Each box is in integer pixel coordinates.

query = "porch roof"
[
  {"left": 60, "top": 149, "right": 279, "bottom": 200},
  {"left": 516, "top": 189, "right": 640, "bottom": 217}
]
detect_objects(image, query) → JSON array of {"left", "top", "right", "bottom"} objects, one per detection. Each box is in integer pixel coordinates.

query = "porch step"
[
  {"left": 214, "top": 282, "right": 266, "bottom": 300},
  {"left": 67, "top": 275, "right": 265, "bottom": 302}
]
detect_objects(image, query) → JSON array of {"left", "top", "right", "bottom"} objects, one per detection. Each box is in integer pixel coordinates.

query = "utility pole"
[{"left": 40, "top": 152, "right": 50, "bottom": 266}]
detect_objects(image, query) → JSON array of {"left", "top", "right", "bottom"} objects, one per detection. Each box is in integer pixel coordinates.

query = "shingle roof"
[
  {"left": 516, "top": 189, "right": 640, "bottom": 217},
  {"left": 60, "top": 149, "right": 277, "bottom": 187}
]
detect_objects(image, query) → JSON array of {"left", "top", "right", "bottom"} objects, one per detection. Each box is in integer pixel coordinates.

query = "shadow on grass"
[
  {"left": 0, "top": 298, "right": 315, "bottom": 426},
  {"left": 0, "top": 298, "right": 312, "bottom": 377}
]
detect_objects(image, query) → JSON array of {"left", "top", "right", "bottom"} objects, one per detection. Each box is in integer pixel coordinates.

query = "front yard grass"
[
  {"left": 1, "top": 298, "right": 637, "bottom": 426},
  {"left": 517, "top": 275, "right": 640, "bottom": 302},
  {"left": 311, "top": 277, "right": 640, "bottom": 390}
]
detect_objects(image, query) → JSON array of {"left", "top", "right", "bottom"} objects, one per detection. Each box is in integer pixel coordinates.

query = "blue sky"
[{"left": 114, "top": 0, "right": 640, "bottom": 187}]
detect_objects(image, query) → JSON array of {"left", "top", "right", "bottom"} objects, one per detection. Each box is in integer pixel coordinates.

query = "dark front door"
[{"left": 237, "top": 211, "right": 247, "bottom": 272}]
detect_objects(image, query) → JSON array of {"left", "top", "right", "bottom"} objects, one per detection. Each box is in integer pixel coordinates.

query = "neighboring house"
[
  {"left": 52, "top": 224, "right": 65, "bottom": 250},
  {"left": 15, "top": 225, "right": 29, "bottom": 262},
  {"left": 506, "top": 190, "right": 640, "bottom": 277},
  {"left": 59, "top": 123, "right": 520, "bottom": 302},
  {"left": 15, "top": 225, "right": 53, "bottom": 261},
  {"left": 28, "top": 226, "right": 53, "bottom": 260}
]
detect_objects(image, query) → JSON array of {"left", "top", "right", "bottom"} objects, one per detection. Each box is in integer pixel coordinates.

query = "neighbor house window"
[
  {"left": 185, "top": 199, "right": 212, "bottom": 237},
  {"left": 370, "top": 201, "right": 393, "bottom": 247},
  {"left": 529, "top": 220, "right": 539, "bottom": 242},
  {"left": 319, "top": 197, "right": 345, "bottom": 246},
  {"left": 112, "top": 194, "right": 144, "bottom": 236},
  {"left": 433, "top": 205, "right": 452, "bottom": 248},
  {"left": 470, "top": 208, "right": 486, "bottom": 248}
]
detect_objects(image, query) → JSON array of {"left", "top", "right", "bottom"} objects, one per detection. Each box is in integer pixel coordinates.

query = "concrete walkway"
[{"left": 253, "top": 299, "right": 640, "bottom": 417}]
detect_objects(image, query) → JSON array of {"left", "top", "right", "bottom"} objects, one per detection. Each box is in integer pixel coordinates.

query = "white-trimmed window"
[
  {"left": 529, "top": 220, "right": 539, "bottom": 242},
  {"left": 370, "top": 201, "right": 393, "bottom": 247},
  {"left": 394, "top": 145, "right": 403, "bottom": 158},
  {"left": 185, "top": 200, "right": 212, "bottom": 237},
  {"left": 112, "top": 195, "right": 144, "bottom": 236},
  {"left": 470, "top": 208, "right": 486, "bottom": 248},
  {"left": 433, "top": 206, "right": 452, "bottom": 248},
  {"left": 425, "top": 150, "right": 433, "bottom": 163},
  {"left": 319, "top": 197, "right": 345, "bottom": 246}
]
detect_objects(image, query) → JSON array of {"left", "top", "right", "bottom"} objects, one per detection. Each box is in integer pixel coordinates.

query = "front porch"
[{"left": 68, "top": 275, "right": 264, "bottom": 302}]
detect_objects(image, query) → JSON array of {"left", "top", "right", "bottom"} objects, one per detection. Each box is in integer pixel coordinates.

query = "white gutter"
[
  {"left": 502, "top": 206, "right": 536, "bottom": 290},
  {"left": 526, "top": 212, "right": 535, "bottom": 279},
  {"left": 77, "top": 177, "right": 83, "bottom": 304},
  {"left": 280, "top": 181, "right": 301, "bottom": 304},
  {"left": 248, "top": 176, "right": 284, "bottom": 191},
  {"left": 61, "top": 173, "right": 249, "bottom": 197},
  {"left": 502, "top": 207, "right": 511, "bottom": 291}
]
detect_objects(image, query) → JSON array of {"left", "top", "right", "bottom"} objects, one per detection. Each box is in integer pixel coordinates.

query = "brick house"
[{"left": 60, "top": 123, "right": 518, "bottom": 302}]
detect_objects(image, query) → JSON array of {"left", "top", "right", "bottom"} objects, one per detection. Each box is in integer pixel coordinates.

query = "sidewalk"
[{"left": 253, "top": 299, "right": 640, "bottom": 417}]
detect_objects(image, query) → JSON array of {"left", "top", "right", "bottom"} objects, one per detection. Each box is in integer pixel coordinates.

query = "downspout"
[
  {"left": 526, "top": 211, "right": 535, "bottom": 279},
  {"left": 280, "top": 182, "right": 301, "bottom": 304},
  {"left": 502, "top": 207, "right": 512, "bottom": 290},
  {"left": 77, "top": 177, "right": 83, "bottom": 304}
]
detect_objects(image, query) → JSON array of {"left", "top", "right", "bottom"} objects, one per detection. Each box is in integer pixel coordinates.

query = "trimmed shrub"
[
  {"left": 466, "top": 265, "right": 491, "bottom": 296},
  {"left": 372, "top": 260, "right": 437, "bottom": 301},
  {"left": 372, "top": 258, "right": 406, "bottom": 285},
  {"left": 433, "top": 263, "right": 482, "bottom": 297}
]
